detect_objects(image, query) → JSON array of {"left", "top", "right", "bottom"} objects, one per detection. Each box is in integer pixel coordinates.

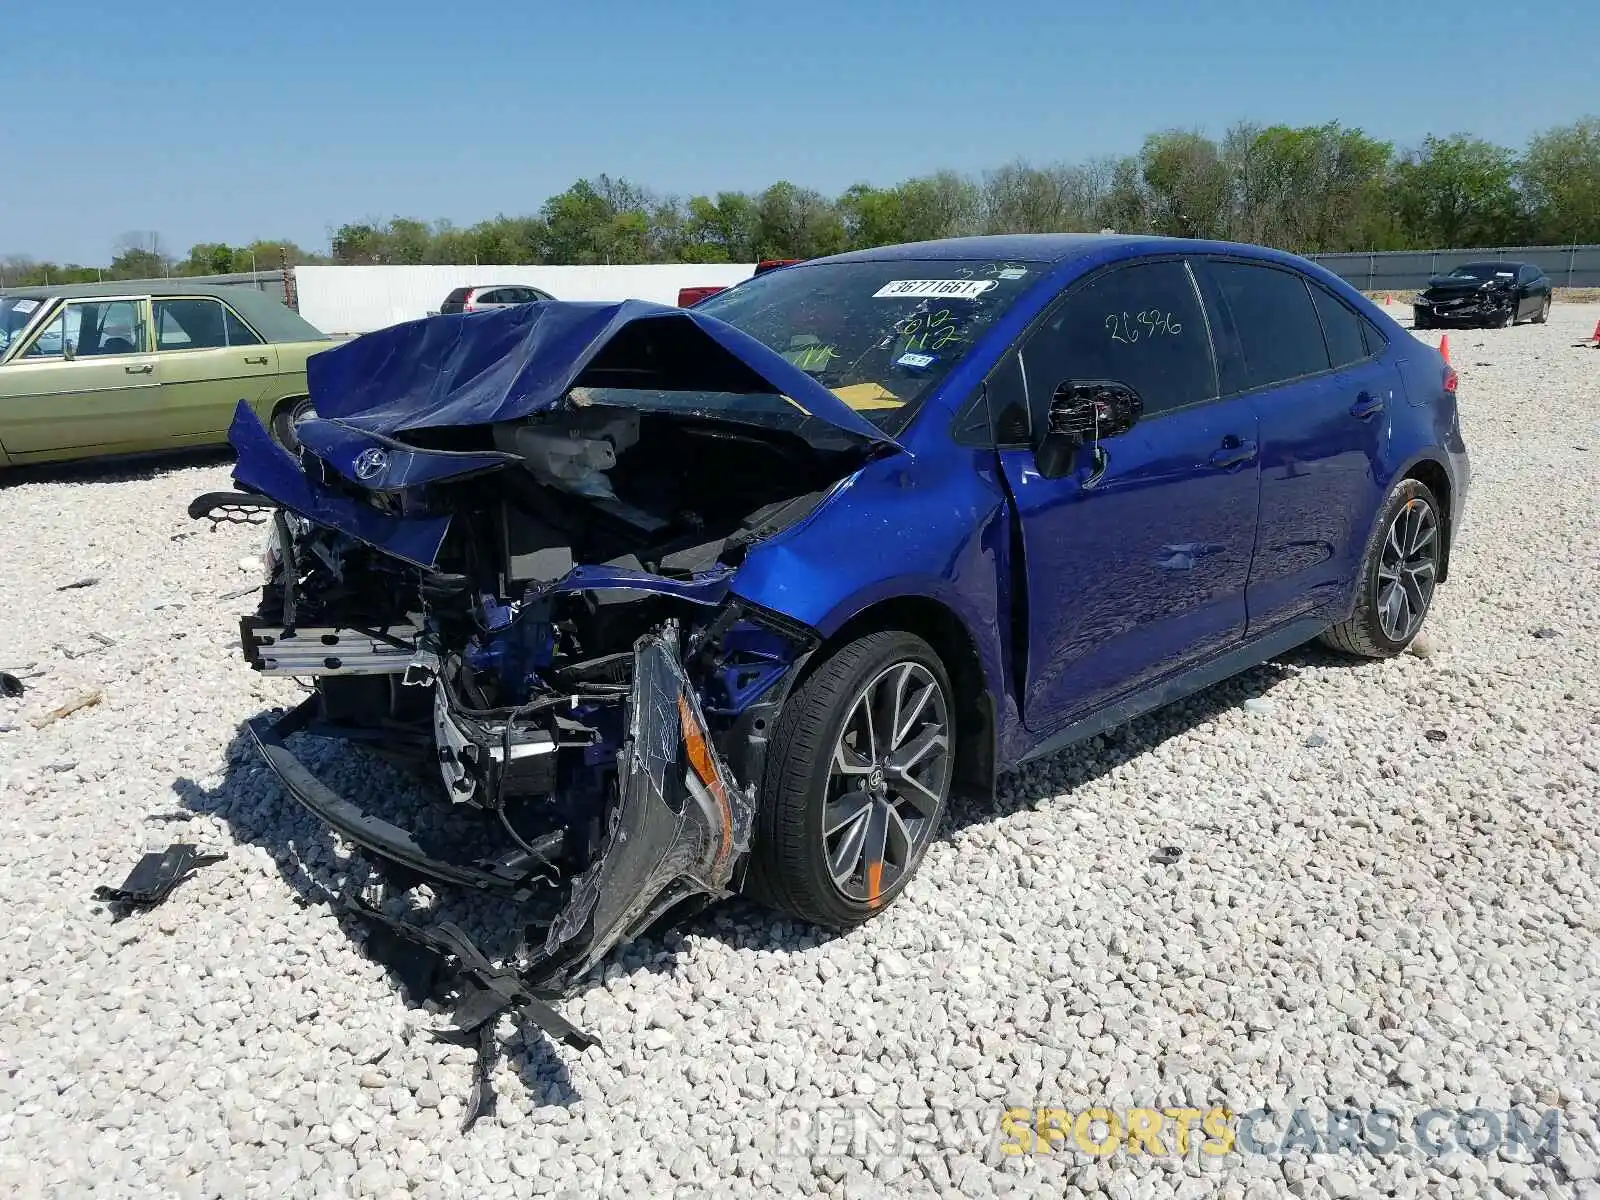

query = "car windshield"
[
  {"left": 1446, "top": 263, "right": 1513, "bottom": 280},
  {"left": 0, "top": 296, "right": 47, "bottom": 353},
  {"left": 582, "top": 258, "right": 1045, "bottom": 437}
]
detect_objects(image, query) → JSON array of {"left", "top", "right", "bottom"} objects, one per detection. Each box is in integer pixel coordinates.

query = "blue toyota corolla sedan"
[{"left": 204, "top": 234, "right": 1468, "bottom": 1040}]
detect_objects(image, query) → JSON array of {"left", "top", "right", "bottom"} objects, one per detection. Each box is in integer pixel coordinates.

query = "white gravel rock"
[{"left": 0, "top": 307, "right": 1597, "bottom": 1198}]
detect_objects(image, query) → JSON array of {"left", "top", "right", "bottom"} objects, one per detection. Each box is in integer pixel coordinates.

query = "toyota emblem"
[{"left": 353, "top": 447, "right": 389, "bottom": 481}]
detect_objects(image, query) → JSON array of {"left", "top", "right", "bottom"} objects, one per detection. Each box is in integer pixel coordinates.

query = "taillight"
[{"left": 1443, "top": 364, "right": 1458, "bottom": 393}]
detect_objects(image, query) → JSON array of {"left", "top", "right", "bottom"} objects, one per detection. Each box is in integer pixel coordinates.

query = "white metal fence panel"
[{"left": 293, "top": 264, "right": 757, "bottom": 334}]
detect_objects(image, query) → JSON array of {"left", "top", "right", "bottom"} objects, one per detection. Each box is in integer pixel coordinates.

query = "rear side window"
[
  {"left": 1021, "top": 260, "right": 1215, "bottom": 421},
  {"left": 1202, "top": 261, "right": 1330, "bottom": 390},
  {"left": 223, "top": 305, "right": 262, "bottom": 346},
  {"left": 1310, "top": 284, "right": 1368, "bottom": 368},
  {"left": 155, "top": 298, "right": 228, "bottom": 350},
  {"left": 1360, "top": 316, "right": 1388, "bottom": 356}
]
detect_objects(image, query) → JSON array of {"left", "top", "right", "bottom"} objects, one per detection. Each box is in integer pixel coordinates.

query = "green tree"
[
  {"left": 1140, "top": 131, "right": 1230, "bottom": 239},
  {"left": 1391, "top": 135, "right": 1524, "bottom": 247},
  {"left": 754, "top": 182, "right": 847, "bottom": 259},
  {"left": 683, "top": 192, "right": 760, "bottom": 262},
  {"left": 1520, "top": 117, "right": 1600, "bottom": 244}
]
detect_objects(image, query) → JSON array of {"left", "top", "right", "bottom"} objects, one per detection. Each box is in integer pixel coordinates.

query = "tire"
[
  {"left": 1320, "top": 478, "right": 1443, "bottom": 659},
  {"left": 1413, "top": 311, "right": 1432, "bottom": 330},
  {"left": 270, "top": 397, "right": 316, "bottom": 452},
  {"left": 745, "top": 630, "right": 954, "bottom": 929},
  {"left": 1534, "top": 295, "right": 1551, "bottom": 324}
]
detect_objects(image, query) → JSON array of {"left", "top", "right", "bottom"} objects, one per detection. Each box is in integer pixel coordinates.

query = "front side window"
[
  {"left": 599, "top": 257, "right": 1047, "bottom": 435},
  {"left": 1019, "top": 259, "right": 1214, "bottom": 423},
  {"left": 23, "top": 299, "right": 145, "bottom": 359},
  {"left": 1202, "top": 261, "right": 1330, "bottom": 390}
]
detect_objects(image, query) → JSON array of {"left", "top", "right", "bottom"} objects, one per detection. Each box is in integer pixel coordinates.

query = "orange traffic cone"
[
  {"left": 1591, "top": 319, "right": 1600, "bottom": 345},
  {"left": 1439, "top": 334, "right": 1450, "bottom": 363}
]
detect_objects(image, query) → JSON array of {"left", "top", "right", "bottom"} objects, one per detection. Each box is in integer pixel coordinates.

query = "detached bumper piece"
[
  {"left": 93, "top": 843, "right": 227, "bottom": 912},
  {"left": 344, "top": 899, "right": 596, "bottom": 1131},
  {"left": 187, "top": 490, "right": 278, "bottom": 523},
  {"left": 247, "top": 700, "right": 562, "bottom": 900},
  {"left": 535, "top": 621, "right": 754, "bottom": 983}
]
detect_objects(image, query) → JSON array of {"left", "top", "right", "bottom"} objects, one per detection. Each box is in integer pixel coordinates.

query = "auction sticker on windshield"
[{"left": 874, "top": 279, "right": 998, "bottom": 300}]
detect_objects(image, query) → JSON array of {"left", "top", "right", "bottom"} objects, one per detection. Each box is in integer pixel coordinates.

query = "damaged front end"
[{"left": 205, "top": 301, "right": 885, "bottom": 1042}]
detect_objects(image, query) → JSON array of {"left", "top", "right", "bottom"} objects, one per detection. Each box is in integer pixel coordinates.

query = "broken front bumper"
[{"left": 246, "top": 622, "right": 753, "bottom": 999}]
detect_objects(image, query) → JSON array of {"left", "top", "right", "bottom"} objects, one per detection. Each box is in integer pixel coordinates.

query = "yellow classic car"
[{"left": 0, "top": 281, "right": 332, "bottom": 469}]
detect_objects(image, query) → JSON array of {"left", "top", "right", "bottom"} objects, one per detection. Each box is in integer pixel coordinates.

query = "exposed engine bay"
[{"left": 214, "top": 402, "right": 865, "bottom": 1040}]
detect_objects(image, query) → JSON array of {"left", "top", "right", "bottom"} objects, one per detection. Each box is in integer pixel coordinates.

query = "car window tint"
[
  {"left": 1203, "top": 261, "right": 1329, "bottom": 388},
  {"left": 223, "top": 305, "right": 263, "bottom": 346},
  {"left": 155, "top": 298, "right": 228, "bottom": 350},
  {"left": 1310, "top": 284, "right": 1368, "bottom": 368},
  {"left": 1021, "top": 260, "right": 1214, "bottom": 421},
  {"left": 28, "top": 300, "right": 145, "bottom": 358},
  {"left": 1360, "top": 316, "right": 1388, "bottom": 357}
]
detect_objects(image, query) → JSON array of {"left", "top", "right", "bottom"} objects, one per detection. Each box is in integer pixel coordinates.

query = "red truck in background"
[{"left": 677, "top": 259, "right": 800, "bottom": 307}]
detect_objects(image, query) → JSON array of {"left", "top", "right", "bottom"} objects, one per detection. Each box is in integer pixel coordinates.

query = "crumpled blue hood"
[{"left": 301, "top": 299, "right": 901, "bottom": 449}]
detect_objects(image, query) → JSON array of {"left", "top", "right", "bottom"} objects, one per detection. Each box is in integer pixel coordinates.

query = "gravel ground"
[{"left": 1, "top": 304, "right": 1597, "bottom": 1200}]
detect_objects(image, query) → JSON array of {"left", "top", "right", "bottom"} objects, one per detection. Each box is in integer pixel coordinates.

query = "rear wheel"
[
  {"left": 270, "top": 396, "right": 316, "bottom": 453},
  {"left": 745, "top": 630, "right": 954, "bottom": 929},
  {"left": 1321, "top": 478, "right": 1443, "bottom": 659},
  {"left": 1535, "top": 295, "right": 1551, "bottom": 324}
]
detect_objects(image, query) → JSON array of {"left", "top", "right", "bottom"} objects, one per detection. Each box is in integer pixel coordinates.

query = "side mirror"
[
  {"left": 62, "top": 341, "right": 76, "bottom": 362},
  {"left": 1036, "top": 381, "right": 1143, "bottom": 480}
]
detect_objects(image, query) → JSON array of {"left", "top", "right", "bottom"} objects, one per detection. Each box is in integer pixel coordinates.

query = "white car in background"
[{"left": 432, "top": 284, "right": 555, "bottom": 316}]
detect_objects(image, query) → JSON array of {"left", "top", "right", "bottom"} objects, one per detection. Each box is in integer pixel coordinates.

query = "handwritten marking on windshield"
[
  {"left": 1106, "top": 310, "right": 1183, "bottom": 344},
  {"left": 896, "top": 309, "right": 965, "bottom": 353}
]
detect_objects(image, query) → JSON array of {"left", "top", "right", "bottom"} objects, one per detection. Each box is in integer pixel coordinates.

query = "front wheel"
[
  {"left": 1321, "top": 478, "right": 1443, "bottom": 658},
  {"left": 270, "top": 397, "right": 316, "bottom": 453},
  {"left": 745, "top": 630, "right": 954, "bottom": 929}
]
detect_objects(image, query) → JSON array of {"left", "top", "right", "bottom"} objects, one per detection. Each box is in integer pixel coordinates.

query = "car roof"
[
  {"left": 813, "top": 233, "right": 1164, "bottom": 265},
  {"left": 0, "top": 280, "right": 329, "bottom": 343},
  {"left": 804, "top": 233, "right": 1336, "bottom": 274}
]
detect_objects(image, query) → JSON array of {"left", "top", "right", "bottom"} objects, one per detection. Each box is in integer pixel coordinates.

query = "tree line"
[{"left": 4, "top": 117, "right": 1597, "bottom": 288}]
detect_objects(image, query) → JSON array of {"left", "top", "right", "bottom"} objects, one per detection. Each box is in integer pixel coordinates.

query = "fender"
[{"left": 1335, "top": 448, "right": 1459, "bottom": 621}]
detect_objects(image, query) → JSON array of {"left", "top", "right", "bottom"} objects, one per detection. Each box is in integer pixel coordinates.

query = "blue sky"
[{"left": 3, "top": 0, "right": 1593, "bottom": 264}]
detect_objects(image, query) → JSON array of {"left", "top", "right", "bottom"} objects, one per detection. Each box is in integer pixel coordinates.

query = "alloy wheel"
[
  {"left": 822, "top": 661, "right": 950, "bottom": 904},
  {"left": 1376, "top": 498, "right": 1439, "bottom": 642}
]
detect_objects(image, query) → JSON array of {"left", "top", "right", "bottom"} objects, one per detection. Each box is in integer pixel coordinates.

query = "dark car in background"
[
  {"left": 1413, "top": 262, "right": 1551, "bottom": 329},
  {"left": 436, "top": 284, "right": 555, "bottom": 315}
]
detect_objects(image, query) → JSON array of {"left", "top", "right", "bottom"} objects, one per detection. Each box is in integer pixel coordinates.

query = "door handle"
[
  {"left": 243, "top": 355, "right": 269, "bottom": 365},
  {"left": 124, "top": 363, "right": 154, "bottom": 375},
  {"left": 1349, "top": 392, "right": 1385, "bottom": 420},
  {"left": 1209, "top": 438, "right": 1257, "bottom": 469}
]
